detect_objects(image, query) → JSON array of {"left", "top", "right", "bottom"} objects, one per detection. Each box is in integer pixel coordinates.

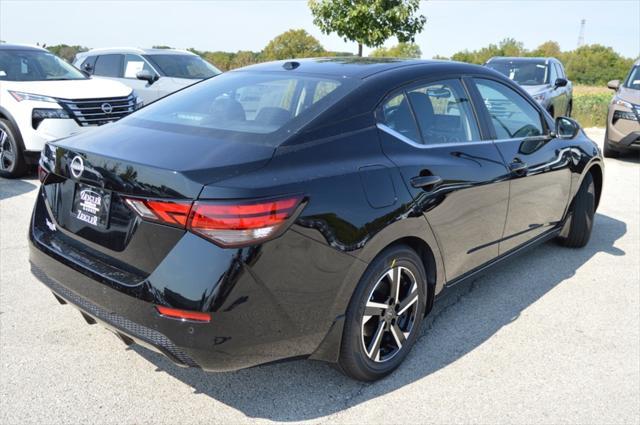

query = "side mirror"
[
  {"left": 80, "top": 70, "right": 91, "bottom": 78},
  {"left": 136, "top": 69, "right": 157, "bottom": 85},
  {"left": 607, "top": 80, "right": 620, "bottom": 90},
  {"left": 554, "top": 78, "right": 568, "bottom": 88},
  {"left": 555, "top": 116, "right": 580, "bottom": 139}
]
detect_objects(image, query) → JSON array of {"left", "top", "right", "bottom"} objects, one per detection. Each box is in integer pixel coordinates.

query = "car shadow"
[
  {"left": 0, "top": 177, "right": 38, "bottom": 201},
  {"left": 612, "top": 152, "right": 640, "bottom": 164},
  {"left": 131, "top": 212, "right": 626, "bottom": 422}
]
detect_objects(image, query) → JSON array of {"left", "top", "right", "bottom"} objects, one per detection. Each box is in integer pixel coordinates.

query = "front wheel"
[
  {"left": 339, "top": 245, "right": 427, "bottom": 381},
  {"left": 603, "top": 130, "right": 620, "bottom": 158},
  {"left": 0, "top": 119, "right": 28, "bottom": 178}
]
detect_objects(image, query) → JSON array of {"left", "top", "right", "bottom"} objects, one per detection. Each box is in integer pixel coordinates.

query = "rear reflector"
[
  {"left": 188, "top": 196, "right": 303, "bottom": 247},
  {"left": 124, "top": 195, "right": 303, "bottom": 247},
  {"left": 155, "top": 306, "right": 211, "bottom": 323}
]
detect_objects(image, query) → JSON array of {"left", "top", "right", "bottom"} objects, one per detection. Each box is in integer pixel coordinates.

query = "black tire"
[
  {"left": 338, "top": 244, "right": 427, "bottom": 381},
  {"left": 0, "top": 119, "right": 28, "bottom": 178},
  {"left": 566, "top": 100, "right": 572, "bottom": 117},
  {"left": 547, "top": 106, "right": 555, "bottom": 119},
  {"left": 603, "top": 130, "right": 620, "bottom": 158},
  {"left": 556, "top": 172, "right": 595, "bottom": 248}
]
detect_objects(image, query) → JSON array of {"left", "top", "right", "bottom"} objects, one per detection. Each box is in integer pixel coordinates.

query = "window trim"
[
  {"left": 375, "top": 76, "right": 488, "bottom": 147},
  {"left": 469, "top": 76, "right": 552, "bottom": 141}
]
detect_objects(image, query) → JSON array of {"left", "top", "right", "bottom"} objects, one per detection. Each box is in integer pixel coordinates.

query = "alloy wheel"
[
  {"left": 0, "top": 129, "right": 15, "bottom": 172},
  {"left": 361, "top": 265, "right": 420, "bottom": 362}
]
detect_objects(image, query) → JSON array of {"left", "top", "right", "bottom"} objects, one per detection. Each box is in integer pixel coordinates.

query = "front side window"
[
  {"left": 128, "top": 71, "right": 358, "bottom": 145},
  {"left": 549, "top": 63, "right": 558, "bottom": 84},
  {"left": 0, "top": 50, "right": 86, "bottom": 81},
  {"left": 406, "top": 79, "right": 480, "bottom": 144},
  {"left": 486, "top": 60, "right": 548, "bottom": 86},
  {"left": 124, "top": 54, "right": 155, "bottom": 79},
  {"left": 94, "top": 54, "right": 123, "bottom": 77},
  {"left": 474, "top": 78, "right": 544, "bottom": 139},
  {"left": 624, "top": 66, "right": 640, "bottom": 90},
  {"left": 144, "top": 54, "right": 221, "bottom": 79}
]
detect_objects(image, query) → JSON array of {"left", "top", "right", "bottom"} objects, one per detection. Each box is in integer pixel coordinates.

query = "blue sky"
[{"left": 1, "top": 0, "right": 638, "bottom": 59}]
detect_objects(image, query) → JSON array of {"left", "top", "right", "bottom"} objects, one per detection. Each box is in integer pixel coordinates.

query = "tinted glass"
[
  {"left": 624, "top": 66, "right": 640, "bottom": 90},
  {"left": 0, "top": 50, "right": 86, "bottom": 81},
  {"left": 474, "top": 78, "right": 544, "bottom": 139},
  {"left": 380, "top": 93, "right": 421, "bottom": 143},
  {"left": 486, "top": 60, "right": 548, "bottom": 85},
  {"left": 144, "top": 54, "right": 221, "bottom": 79},
  {"left": 124, "top": 54, "right": 155, "bottom": 78},
  {"left": 555, "top": 63, "right": 565, "bottom": 78},
  {"left": 80, "top": 55, "right": 97, "bottom": 73},
  {"left": 407, "top": 79, "right": 480, "bottom": 144},
  {"left": 128, "top": 71, "right": 358, "bottom": 145},
  {"left": 94, "top": 54, "right": 122, "bottom": 77}
]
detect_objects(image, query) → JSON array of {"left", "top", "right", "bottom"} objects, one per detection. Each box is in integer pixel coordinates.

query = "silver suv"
[{"left": 74, "top": 48, "right": 221, "bottom": 105}]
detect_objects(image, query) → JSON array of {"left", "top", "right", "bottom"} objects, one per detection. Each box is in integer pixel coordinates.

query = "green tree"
[
  {"left": 231, "top": 51, "right": 261, "bottom": 68},
  {"left": 564, "top": 44, "right": 634, "bottom": 85},
  {"left": 370, "top": 42, "right": 422, "bottom": 58},
  {"left": 45, "top": 44, "right": 88, "bottom": 63},
  {"left": 261, "top": 29, "right": 325, "bottom": 60},
  {"left": 530, "top": 40, "right": 562, "bottom": 58},
  {"left": 309, "top": 0, "right": 426, "bottom": 57}
]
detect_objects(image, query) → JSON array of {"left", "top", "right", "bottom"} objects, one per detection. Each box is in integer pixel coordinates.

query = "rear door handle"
[
  {"left": 509, "top": 159, "right": 528, "bottom": 175},
  {"left": 410, "top": 175, "right": 443, "bottom": 190}
]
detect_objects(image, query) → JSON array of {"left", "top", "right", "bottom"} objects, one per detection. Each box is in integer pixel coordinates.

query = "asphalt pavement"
[{"left": 1, "top": 128, "right": 638, "bottom": 424}]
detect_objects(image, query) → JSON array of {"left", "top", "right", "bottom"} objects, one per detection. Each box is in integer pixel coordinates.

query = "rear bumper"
[{"left": 29, "top": 187, "right": 359, "bottom": 371}]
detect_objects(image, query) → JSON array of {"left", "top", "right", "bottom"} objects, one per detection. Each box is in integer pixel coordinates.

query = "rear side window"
[
  {"left": 407, "top": 79, "right": 480, "bottom": 144},
  {"left": 94, "top": 54, "right": 123, "bottom": 77},
  {"left": 380, "top": 93, "right": 421, "bottom": 143},
  {"left": 128, "top": 71, "right": 359, "bottom": 145},
  {"left": 474, "top": 78, "right": 543, "bottom": 139}
]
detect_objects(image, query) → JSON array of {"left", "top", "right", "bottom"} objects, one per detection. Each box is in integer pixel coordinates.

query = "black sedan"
[{"left": 30, "top": 58, "right": 603, "bottom": 381}]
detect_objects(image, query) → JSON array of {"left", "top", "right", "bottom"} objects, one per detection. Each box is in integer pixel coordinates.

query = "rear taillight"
[
  {"left": 124, "top": 195, "right": 303, "bottom": 247},
  {"left": 124, "top": 198, "right": 192, "bottom": 228},
  {"left": 188, "top": 196, "right": 303, "bottom": 247}
]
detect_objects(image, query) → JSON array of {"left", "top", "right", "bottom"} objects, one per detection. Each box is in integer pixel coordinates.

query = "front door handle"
[
  {"left": 509, "top": 159, "right": 528, "bottom": 175},
  {"left": 410, "top": 175, "right": 443, "bottom": 190}
]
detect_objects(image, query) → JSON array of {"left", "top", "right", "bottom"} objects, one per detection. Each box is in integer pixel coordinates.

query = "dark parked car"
[
  {"left": 604, "top": 59, "right": 640, "bottom": 157},
  {"left": 485, "top": 57, "right": 573, "bottom": 118},
  {"left": 30, "top": 58, "right": 603, "bottom": 381}
]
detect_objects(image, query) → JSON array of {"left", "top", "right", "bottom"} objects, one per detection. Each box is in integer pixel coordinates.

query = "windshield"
[
  {"left": 144, "top": 54, "right": 221, "bottom": 79},
  {"left": 486, "top": 61, "right": 548, "bottom": 86},
  {"left": 127, "top": 71, "right": 358, "bottom": 146},
  {"left": 0, "top": 50, "right": 86, "bottom": 81},
  {"left": 624, "top": 66, "right": 640, "bottom": 90}
]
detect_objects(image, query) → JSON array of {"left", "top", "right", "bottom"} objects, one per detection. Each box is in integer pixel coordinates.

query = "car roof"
[
  {"left": 78, "top": 47, "right": 197, "bottom": 56},
  {"left": 486, "top": 56, "right": 557, "bottom": 64},
  {"left": 0, "top": 43, "right": 48, "bottom": 52},
  {"left": 232, "top": 57, "right": 484, "bottom": 79}
]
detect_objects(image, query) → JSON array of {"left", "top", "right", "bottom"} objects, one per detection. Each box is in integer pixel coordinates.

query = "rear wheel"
[
  {"left": 0, "top": 119, "right": 28, "bottom": 178},
  {"left": 339, "top": 245, "right": 427, "bottom": 381},
  {"left": 556, "top": 172, "right": 595, "bottom": 248},
  {"left": 566, "top": 100, "right": 572, "bottom": 117}
]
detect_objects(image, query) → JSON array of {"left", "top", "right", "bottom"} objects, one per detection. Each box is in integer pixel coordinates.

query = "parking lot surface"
[{"left": 1, "top": 129, "right": 638, "bottom": 424}]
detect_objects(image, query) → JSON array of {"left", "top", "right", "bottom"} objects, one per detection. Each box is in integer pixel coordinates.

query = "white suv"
[
  {"left": 0, "top": 44, "right": 137, "bottom": 177},
  {"left": 73, "top": 48, "right": 221, "bottom": 105}
]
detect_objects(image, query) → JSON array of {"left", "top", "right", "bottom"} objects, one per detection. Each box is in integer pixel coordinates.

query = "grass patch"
[{"left": 572, "top": 86, "right": 612, "bottom": 128}]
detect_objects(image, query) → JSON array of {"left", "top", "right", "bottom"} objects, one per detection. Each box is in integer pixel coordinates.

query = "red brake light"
[
  {"left": 188, "top": 196, "right": 303, "bottom": 247},
  {"left": 124, "top": 198, "right": 192, "bottom": 227},
  {"left": 155, "top": 306, "right": 211, "bottom": 323}
]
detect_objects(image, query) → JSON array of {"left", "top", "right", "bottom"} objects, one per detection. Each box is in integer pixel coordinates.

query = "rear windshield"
[
  {"left": 624, "top": 66, "right": 640, "bottom": 90},
  {"left": 486, "top": 60, "right": 548, "bottom": 86},
  {"left": 0, "top": 50, "right": 86, "bottom": 81},
  {"left": 144, "top": 54, "right": 221, "bottom": 79},
  {"left": 127, "top": 71, "right": 358, "bottom": 146}
]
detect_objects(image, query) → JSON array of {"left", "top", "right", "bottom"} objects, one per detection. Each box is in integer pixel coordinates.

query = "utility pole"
[{"left": 577, "top": 19, "right": 586, "bottom": 48}]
